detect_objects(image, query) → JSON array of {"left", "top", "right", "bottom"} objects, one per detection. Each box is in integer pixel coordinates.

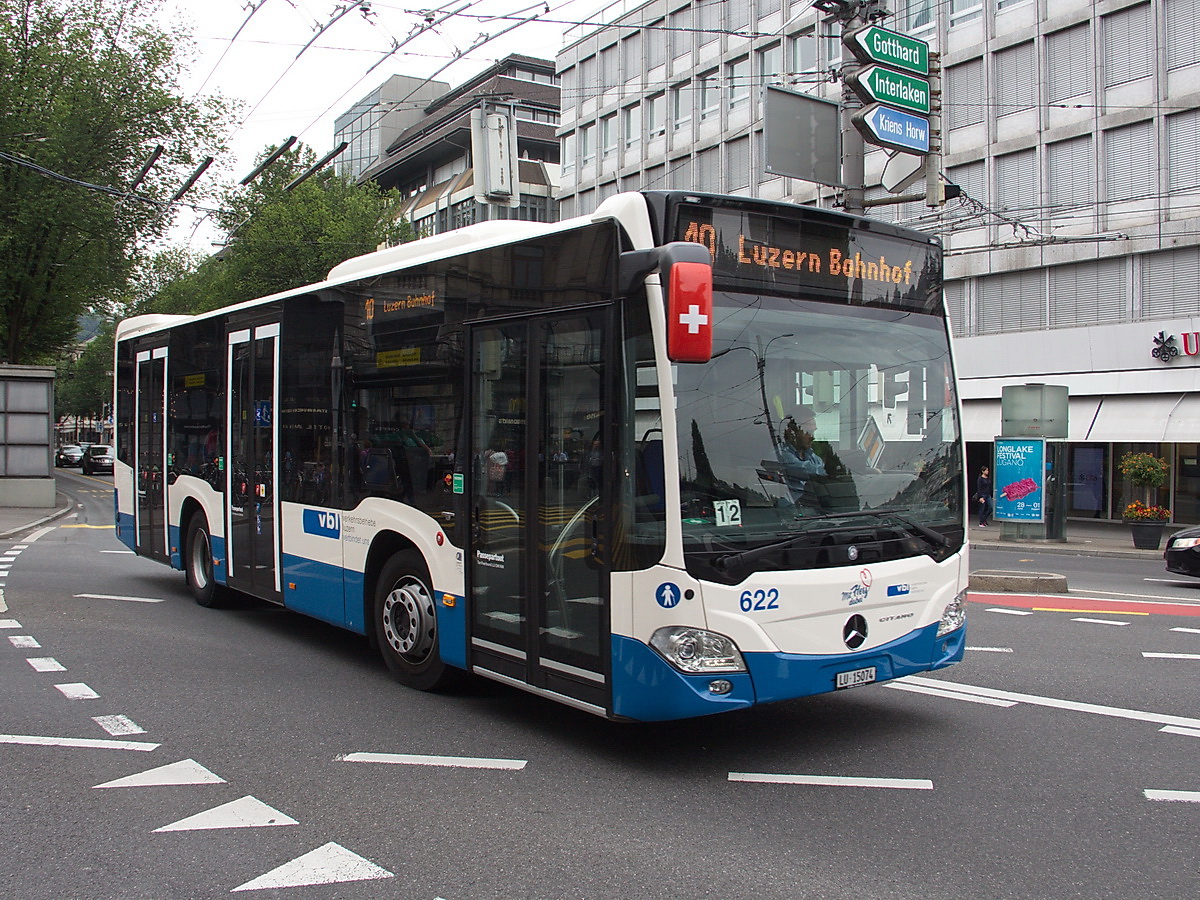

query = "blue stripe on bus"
[
  {"left": 611, "top": 635, "right": 756, "bottom": 721},
  {"left": 116, "top": 511, "right": 136, "bottom": 551},
  {"left": 281, "top": 553, "right": 351, "bottom": 629},
  {"left": 611, "top": 622, "right": 966, "bottom": 720},
  {"left": 743, "top": 621, "right": 966, "bottom": 704}
]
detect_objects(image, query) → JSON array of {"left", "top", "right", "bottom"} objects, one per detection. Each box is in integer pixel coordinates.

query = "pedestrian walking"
[{"left": 975, "top": 466, "right": 992, "bottom": 527}]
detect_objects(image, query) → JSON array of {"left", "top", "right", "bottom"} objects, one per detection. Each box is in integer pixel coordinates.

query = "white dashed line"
[
  {"left": 339, "top": 752, "right": 528, "bottom": 770},
  {"left": 728, "top": 772, "right": 933, "bottom": 790},
  {"left": 986, "top": 607, "right": 1034, "bottom": 616},
  {"left": 1144, "top": 789, "right": 1200, "bottom": 803},
  {"left": 8, "top": 635, "right": 40, "bottom": 648},
  {"left": 0, "top": 618, "right": 22, "bottom": 628},
  {"left": 1073, "top": 618, "right": 1130, "bottom": 626},
  {"left": 1161, "top": 725, "right": 1200, "bottom": 739},
  {"left": 1170, "top": 627, "right": 1200, "bottom": 635},
  {"left": 1142, "top": 652, "right": 1200, "bottom": 660},
  {"left": 92, "top": 715, "right": 146, "bottom": 736},
  {"left": 0, "top": 733, "right": 159, "bottom": 751},
  {"left": 74, "top": 593, "right": 165, "bottom": 604},
  {"left": 54, "top": 683, "right": 99, "bottom": 699},
  {"left": 966, "top": 646, "right": 1013, "bottom": 653},
  {"left": 884, "top": 681, "right": 1017, "bottom": 707},
  {"left": 27, "top": 657, "right": 65, "bottom": 672}
]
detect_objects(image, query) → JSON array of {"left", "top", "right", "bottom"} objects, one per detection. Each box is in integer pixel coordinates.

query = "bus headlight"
[
  {"left": 937, "top": 590, "right": 967, "bottom": 637},
  {"left": 650, "top": 626, "right": 747, "bottom": 674}
]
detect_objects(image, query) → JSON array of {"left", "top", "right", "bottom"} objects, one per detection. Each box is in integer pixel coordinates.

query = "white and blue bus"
[{"left": 114, "top": 191, "right": 967, "bottom": 721}]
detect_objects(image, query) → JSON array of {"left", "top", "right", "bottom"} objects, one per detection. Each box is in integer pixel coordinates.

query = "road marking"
[
  {"left": 1035, "top": 607, "right": 1148, "bottom": 615},
  {"left": 728, "top": 773, "right": 933, "bottom": 790},
  {"left": 231, "top": 842, "right": 394, "bottom": 892},
  {"left": 54, "top": 682, "right": 99, "bottom": 699},
  {"left": 1161, "top": 725, "right": 1200, "bottom": 739},
  {"left": 973, "top": 591, "right": 1200, "bottom": 617},
  {"left": 99, "top": 550, "right": 134, "bottom": 554},
  {"left": 986, "top": 608, "right": 1033, "bottom": 616},
  {"left": 154, "top": 796, "right": 299, "bottom": 832},
  {"left": 25, "top": 527, "right": 55, "bottom": 542},
  {"left": 0, "top": 733, "right": 159, "bottom": 751},
  {"left": 1, "top": 618, "right": 22, "bottom": 628},
  {"left": 902, "top": 676, "right": 1200, "bottom": 730},
  {"left": 1144, "top": 789, "right": 1200, "bottom": 803},
  {"left": 966, "top": 646, "right": 1013, "bottom": 653},
  {"left": 9, "top": 635, "right": 40, "bottom": 648},
  {"left": 74, "top": 593, "right": 165, "bottom": 604},
  {"left": 1072, "top": 618, "right": 1130, "bottom": 626},
  {"left": 1171, "top": 627, "right": 1200, "bottom": 635},
  {"left": 338, "top": 751, "right": 527, "bottom": 770},
  {"left": 884, "top": 681, "right": 1017, "bottom": 707},
  {"left": 1142, "top": 652, "right": 1200, "bottom": 660},
  {"left": 27, "top": 657, "right": 65, "bottom": 672},
  {"left": 60, "top": 524, "right": 112, "bottom": 529},
  {"left": 92, "top": 715, "right": 145, "bottom": 736},
  {"left": 94, "top": 759, "right": 226, "bottom": 789}
]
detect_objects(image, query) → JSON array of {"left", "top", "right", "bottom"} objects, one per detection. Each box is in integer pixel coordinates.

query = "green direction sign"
[
  {"left": 846, "top": 65, "right": 930, "bottom": 115},
  {"left": 844, "top": 25, "right": 929, "bottom": 76}
]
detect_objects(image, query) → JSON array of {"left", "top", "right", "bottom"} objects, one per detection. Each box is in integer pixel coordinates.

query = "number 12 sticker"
[{"left": 714, "top": 499, "right": 742, "bottom": 527}]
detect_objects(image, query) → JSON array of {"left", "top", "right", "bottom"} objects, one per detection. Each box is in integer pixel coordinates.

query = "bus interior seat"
[
  {"left": 363, "top": 448, "right": 403, "bottom": 495},
  {"left": 635, "top": 438, "right": 666, "bottom": 514}
]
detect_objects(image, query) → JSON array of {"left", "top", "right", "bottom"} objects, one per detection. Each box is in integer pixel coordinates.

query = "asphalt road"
[{"left": 1, "top": 474, "right": 1197, "bottom": 899}]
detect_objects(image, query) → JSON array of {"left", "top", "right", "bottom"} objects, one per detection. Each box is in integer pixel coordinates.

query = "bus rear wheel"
[
  {"left": 374, "top": 552, "right": 451, "bottom": 690},
  {"left": 185, "top": 514, "right": 225, "bottom": 608}
]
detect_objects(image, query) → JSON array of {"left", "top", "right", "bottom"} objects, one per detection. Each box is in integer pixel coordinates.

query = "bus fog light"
[
  {"left": 650, "top": 626, "right": 746, "bottom": 674},
  {"left": 937, "top": 590, "right": 967, "bottom": 637},
  {"left": 708, "top": 679, "right": 733, "bottom": 695}
]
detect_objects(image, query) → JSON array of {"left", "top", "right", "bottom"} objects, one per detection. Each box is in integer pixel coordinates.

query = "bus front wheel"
[
  {"left": 374, "top": 552, "right": 450, "bottom": 690},
  {"left": 185, "top": 514, "right": 225, "bottom": 608}
]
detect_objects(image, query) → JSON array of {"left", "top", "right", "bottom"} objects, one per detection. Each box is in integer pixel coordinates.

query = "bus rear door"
[
  {"left": 134, "top": 344, "right": 168, "bottom": 562},
  {"left": 467, "top": 311, "right": 611, "bottom": 714}
]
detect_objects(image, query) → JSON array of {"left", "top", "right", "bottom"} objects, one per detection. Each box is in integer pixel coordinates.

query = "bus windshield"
[{"left": 672, "top": 291, "right": 964, "bottom": 581}]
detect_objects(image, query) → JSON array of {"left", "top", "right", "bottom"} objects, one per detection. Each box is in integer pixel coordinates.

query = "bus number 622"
[{"left": 740, "top": 588, "right": 780, "bottom": 612}]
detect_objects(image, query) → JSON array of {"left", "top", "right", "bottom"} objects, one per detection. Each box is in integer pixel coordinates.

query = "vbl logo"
[{"left": 303, "top": 509, "right": 341, "bottom": 538}]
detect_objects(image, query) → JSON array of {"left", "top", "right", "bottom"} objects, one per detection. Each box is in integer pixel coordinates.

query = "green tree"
[
  {"left": 55, "top": 326, "right": 113, "bottom": 421},
  {"left": 190, "top": 142, "right": 416, "bottom": 311},
  {"left": 0, "top": 0, "right": 230, "bottom": 363}
]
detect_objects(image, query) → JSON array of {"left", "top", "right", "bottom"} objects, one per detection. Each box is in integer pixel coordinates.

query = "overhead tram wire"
[{"left": 190, "top": 0, "right": 272, "bottom": 99}]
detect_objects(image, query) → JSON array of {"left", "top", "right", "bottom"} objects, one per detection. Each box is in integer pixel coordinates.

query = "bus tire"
[
  {"left": 374, "top": 552, "right": 450, "bottom": 690},
  {"left": 185, "top": 514, "right": 224, "bottom": 608}
]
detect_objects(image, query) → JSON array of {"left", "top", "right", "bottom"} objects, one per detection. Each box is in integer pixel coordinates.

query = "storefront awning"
[{"left": 1084, "top": 394, "right": 1185, "bottom": 442}]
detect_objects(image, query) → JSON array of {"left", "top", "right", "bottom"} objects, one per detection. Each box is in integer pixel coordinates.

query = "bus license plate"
[{"left": 836, "top": 666, "right": 876, "bottom": 689}]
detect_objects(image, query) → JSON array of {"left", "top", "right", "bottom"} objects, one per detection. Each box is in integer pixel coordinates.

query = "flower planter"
[{"left": 1127, "top": 521, "right": 1166, "bottom": 550}]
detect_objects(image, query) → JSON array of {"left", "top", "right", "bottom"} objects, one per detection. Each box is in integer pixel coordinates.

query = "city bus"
[{"left": 113, "top": 191, "right": 967, "bottom": 721}]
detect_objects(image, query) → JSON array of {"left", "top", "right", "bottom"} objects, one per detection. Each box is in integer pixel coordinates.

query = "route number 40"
[{"left": 740, "top": 588, "right": 780, "bottom": 612}]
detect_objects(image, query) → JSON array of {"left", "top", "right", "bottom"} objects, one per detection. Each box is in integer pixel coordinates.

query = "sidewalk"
[
  {"left": 0, "top": 492, "right": 76, "bottom": 540},
  {"left": 968, "top": 517, "right": 1180, "bottom": 561}
]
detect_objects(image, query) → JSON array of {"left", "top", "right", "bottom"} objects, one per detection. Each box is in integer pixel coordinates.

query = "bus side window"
[{"left": 636, "top": 437, "right": 666, "bottom": 515}]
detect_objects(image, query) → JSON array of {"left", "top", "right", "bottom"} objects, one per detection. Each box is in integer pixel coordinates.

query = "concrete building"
[
  {"left": 353, "top": 55, "right": 562, "bottom": 234},
  {"left": 334, "top": 75, "right": 451, "bottom": 182},
  {"left": 556, "top": 0, "right": 1200, "bottom": 523}
]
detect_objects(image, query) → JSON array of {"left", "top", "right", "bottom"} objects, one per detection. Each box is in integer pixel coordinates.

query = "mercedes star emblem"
[{"left": 843, "top": 614, "right": 868, "bottom": 650}]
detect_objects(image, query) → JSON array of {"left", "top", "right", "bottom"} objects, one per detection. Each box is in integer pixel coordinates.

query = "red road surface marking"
[{"left": 969, "top": 592, "right": 1200, "bottom": 617}]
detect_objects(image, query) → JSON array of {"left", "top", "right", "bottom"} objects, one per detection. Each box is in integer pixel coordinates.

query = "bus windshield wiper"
[{"left": 850, "top": 508, "right": 954, "bottom": 551}]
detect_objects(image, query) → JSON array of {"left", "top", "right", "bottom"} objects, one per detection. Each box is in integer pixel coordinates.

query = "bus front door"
[
  {"left": 468, "top": 312, "right": 610, "bottom": 714},
  {"left": 134, "top": 345, "right": 168, "bottom": 562},
  {"left": 226, "top": 323, "right": 282, "bottom": 601}
]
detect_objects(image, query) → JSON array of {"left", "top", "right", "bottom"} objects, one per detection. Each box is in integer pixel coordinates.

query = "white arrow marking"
[
  {"left": 95, "top": 758, "right": 225, "bottom": 789},
  {"left": 339, "top": 752, "right": 527, "bottom": 770},
  {"left": 75, "top": 593, "right": 165, "bottom": 604},
  {"left": 231, "top": 842, "right": 393, "bottom": 892},
  {"left": 153, "top": 796, "right": 298, "bottom": 832}
]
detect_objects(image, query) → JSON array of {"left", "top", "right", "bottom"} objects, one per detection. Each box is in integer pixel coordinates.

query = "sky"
[{"left": 158, "top": 0, "right": 596, "bottom": 250}]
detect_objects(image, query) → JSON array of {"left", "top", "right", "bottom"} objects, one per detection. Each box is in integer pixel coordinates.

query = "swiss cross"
[{"left": 679, "top": 305, "right": 709, "bottom": 334}]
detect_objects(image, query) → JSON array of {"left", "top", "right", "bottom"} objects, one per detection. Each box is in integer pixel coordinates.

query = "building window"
[
  {"left": 647, "top": 19, "right": 666, "bottom": 68},
  {"left": 1142, "top": 247, "right": 1200, "bottom": 318},
  {"left": 947, "top": 159, "right": 986, "bottom": 203},
  {"left": 1047, "top": 25, "right": 1091, "bottom": 103},
  {"left": 791, "top": 29, "right": 816, "bottom": 79},
  {"left": 672, "top": 83, "right": 692, "bottom": 131},
  {"left": 1105, "top": 120, "right": 1156, "bottom": 201},
  {"left": 950, "top": 0, "right": 982, "bottom": 26},
  {"left": 600, "top": 44, "right": 619, "bottom": 88},
  {"left": 944, "top": 281, "right": 967, "bottom": 337},
  {"left": 905, "top": 0, "right": 936, "bottom": 32},
  {"left": 995, "top": 149, "right": 1039, "bottom": 221},
  {"left": 600, "top": 114, "right": 617, "bottom": 159},
  {"left": 646, "top": 93, "right": 666, "bottom": 138},
  {"left": 645, "top": 163, "right": 666, "bottom": 189},
  {"left": 622, "top": 30, "right": 642, "bottom": 76},
  {"left": 1104, "top": 4, "right": 1155, "bottom": 88},
  {"left": 726, "top": 136, "right": 751, "bottom": 190},
  {"left": 994, "top": 41, "right": 1036, "bottom": 116},
  {"left": 975, "top": 269, "right": 1045, "bottom": 333},
  {"left": 697, "top": 147, "right": 719, "bottom": 189},
  {"left": 670, "top": 7, "right": 692, "bottom": 59},
  {"left": 1167, "top": 110, "right": 1200, "bottom": 192},
  {"left": 622, "top": 105, "right": 641, "bottom": 151},
  {"left": 697, "top": 0, "right": 720, "bottom": 46},
  {"left": 728, "top": 57, "right": 751, "bottom": 108},
  {"left": 699, "top": 70, "right": 720, "bottom": 120},
  {"left": 562, "top": 133, "right": 576, "bottom": 174},
  {"left": 450, "top": 200, "right": 477, "bottom": 229},
  {"left": 670, "top": 155, "right": 693, "bottom": 190},
  {"left": 1167, "top": 0, "right": 1200, "bottom": 70},
  {"left": 1047, "top": 136, "right": 1094, "bottom": 214},
  {"left": 995, "top": 0, "right": 1030, "bottom": 10},
  {"left": 759, "top": 43, "right": 783, "bottom": 87},
  {"left": 946, "top": 58, "right": 985, "bottom": 129},
  {"left": 579, "top": 55, "right": 598, "bottom": 100},
  {"left": 1049, "top": 260, "right": 1126, "bottom": 328},
  {"left": 580, "top": 123, "right": 595, "bottom": 166}
]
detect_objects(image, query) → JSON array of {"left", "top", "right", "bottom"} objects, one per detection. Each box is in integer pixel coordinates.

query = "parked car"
[
  {"left": 1165, "top": 525, "right": 1200, "bottom": 577},
  {"left": 55, "top": 444, "right": 84, "bottom": 467},
  {"left": 81, "top": 444, "right": 114, "bottom": 476}
]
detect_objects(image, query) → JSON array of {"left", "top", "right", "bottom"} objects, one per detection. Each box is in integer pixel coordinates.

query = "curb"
[
  {"left": 970, "top": 540, "right": 1165, "bottom": 561},
  {"left": 0, "top": 493, "right": 76, "bottom": 541},
  {"left": 969, "top": 569, "right": 1069, "bottom": 593}
]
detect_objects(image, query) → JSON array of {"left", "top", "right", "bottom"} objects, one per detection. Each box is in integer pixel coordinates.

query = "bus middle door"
[
  {"left": 226, "top": 322, "right": 282, "bottom": 602},
  {"left": 467, "top": 312, "right": 611, "bottom": 714}
]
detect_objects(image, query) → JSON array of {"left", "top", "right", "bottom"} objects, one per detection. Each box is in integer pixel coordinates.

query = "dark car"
[
  {"left": 55, "top": 444, "right": 84, "bottom": 467},
  {"left": 81, "top": 444, "right": 114, "bottom": 476},
  {"left": 1164, "top": 525, "right": 1200, "bottom": 577}
]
